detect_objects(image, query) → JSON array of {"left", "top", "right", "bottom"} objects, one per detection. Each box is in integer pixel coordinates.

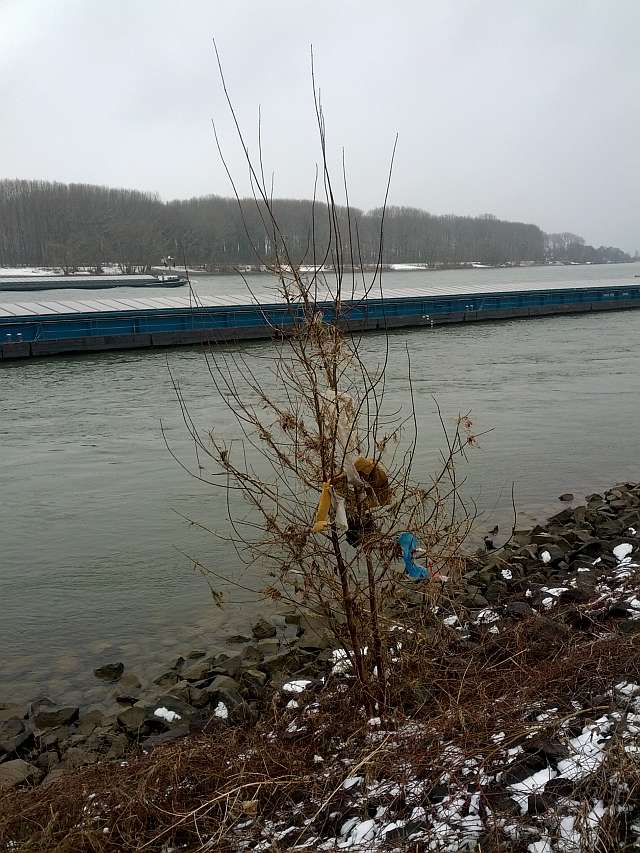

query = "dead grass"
[{"left": 2, "top": 612, "right": 639, "bottom": 852}]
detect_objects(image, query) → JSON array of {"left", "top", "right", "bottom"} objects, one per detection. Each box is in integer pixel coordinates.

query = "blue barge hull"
[{"left": 1, "top": 282, "right": 640, "bottom": 359}]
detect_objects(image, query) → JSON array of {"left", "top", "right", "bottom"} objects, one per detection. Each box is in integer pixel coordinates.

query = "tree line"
[{"left": 0, "top": 179, "right": 630, "bottom": 272}]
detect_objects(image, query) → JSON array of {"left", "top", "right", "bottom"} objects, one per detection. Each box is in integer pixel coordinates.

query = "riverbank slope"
[{"left": 2, "top": 483, "right": 640, "bottom": 851}]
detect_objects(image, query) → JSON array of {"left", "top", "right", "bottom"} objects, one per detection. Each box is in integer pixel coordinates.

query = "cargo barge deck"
[{"left": 1, "top": 279, "right": 639, "bottom": 359}]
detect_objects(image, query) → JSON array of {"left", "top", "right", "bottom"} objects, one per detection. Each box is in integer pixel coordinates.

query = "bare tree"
[{"left": 167, "top": 48, "right": 479, "bottom": 713}]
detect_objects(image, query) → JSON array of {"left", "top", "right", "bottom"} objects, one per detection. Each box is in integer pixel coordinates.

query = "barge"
[
  {"left": 1, "top": 278, "right": 639, "bottom": 360},
  {"left": 0, "top": 274, "right": 186, "bottom": 292}
]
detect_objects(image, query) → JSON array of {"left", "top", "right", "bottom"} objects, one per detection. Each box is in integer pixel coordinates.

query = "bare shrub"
[{"left": 168, "top": 46, "right": 477, "bottom": 712}]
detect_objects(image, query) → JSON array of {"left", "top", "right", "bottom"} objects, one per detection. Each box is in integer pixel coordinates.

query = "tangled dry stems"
[{"left": 3, "top": 611, "right": 639, "bottom": 852}]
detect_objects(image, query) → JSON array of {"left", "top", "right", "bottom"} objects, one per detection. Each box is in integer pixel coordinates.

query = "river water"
[{"left": 1, "top": 263, "right": 639, "bottom": 705}]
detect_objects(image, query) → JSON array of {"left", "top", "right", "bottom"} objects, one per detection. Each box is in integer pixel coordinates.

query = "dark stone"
[
  {"left": 181, "top": 661, "right": 214, "bottom": 682},
  {"left": 241, "top": 669, "right": 268, "bottom": 689},
  {"left": 61, "top": 747, "right": 99, "bottom": 770},
  {"left": 501, "top": 755, "right": 547, "bottom": 786},
  {"left": 609, "top": 499, "right": 628, "bottom": 511},
  {"left": 117, "top": 706, "right": 152, "bottom": 735},
  {"left": 28, "top": 697, "right": 55, "bottom": 717},
  {"left": 251, "top": 617, "right": 277, "bottom": 640},
  {"left": 260, "top": 648, "right": 307, "bottom": 675},
  {"left": 0, "top": 759, "right": 42, "bottom": 789},
  {"left": 113, "top": 672, "right": 143, "bottom": 704},
  {"left": 161, "top": 680, "right": 191, "bottom": 703},
  {"left": 557, "top": 588, "right": 591, "bottom": 604},
  {"left": 505, "top": 601, "right": 534, "bottom": 618},
  {"left": 547, "top": 508, "right": 574, "bottom": 525},
  {"left": 33, "top": 706, "right": 79, "bottom": 731},
  {"left": 188, "top": 686, "right": 209, "bottom": 708},
  {"left": 513, "top": 529, "right": 533, "bottom": 545},
  {"left": 170, "top": 656, "right": 186, "bottom": 672},
  {"left": 532, "top": 532, "right": 556, "bottom": 545},
  {"left": 212, "top": 653, "right": 253, "bottom": 679},
  {"left": 35, "top": 751, "right": 59, "bottom": 773},
  {"left": 528, "top": 616, "right": 570, "bottom": 645},
  {"left": 0, "top": 718, "right": 33, "bottom": 755},
  {"left": 461, "top": 593, "right": 489, "bottom": 609},
  {"left": 62, "top": 733, "right": 88, "bottom": 750},
  {"left": 0, "top": 704, "right": 28, "bottom": 722},
  {"left": 559, "top": 493, "right": 574, "bottom": 502},
  {"left": 617, "top": 619, "right": 640, "bottom": 635},
  {"left": 483, "top": 585, "right": 502, "bottom": 603},
  {"left": 524, "top": 739, "right": 569, "bottom": 760},
  {"left": 606, "top": 603, "right": 632, "bottom": 619},
  {"left": 143, "top": 724, "right": 190, "bottom": 749},
  {"left": 226, "top": 634, "right": 251, "bottom": 645},
  {"left": 254, "top": 639, "right": 279, "bottom": 657},
  {"left": 425, "top": 783, "right": 451, "bottom": 803},
  {"left": 207, "top": 675, "right": 241, "bottom": 694},
  {"left": 528, "top": 794, "right": 550, "bottom": 814},
  {"left": 41, "top": 768, "right": 67, "bottom": 789},
  {"left": 283, "top": 624, "right": 301, "bottom": 640},
  {"left": 39, "top": 726, "right": 71, "bottom": 750},
  {"left": 544, "top": 777, "right": 575, "bottom": 797},
  {"left": 84, "top": 726, "right": 119, "bottom": 754},
  {"left": 186, "top": 649, "right": 207, "bottom": 659},
  {"left": 150, "top": 695, "right": 197, "bottom": 721},
  {"left": 106, "top": 733, "right": 129, "bottom": 759},
  {"left": 153, "top": 670, "right": 181, "bottom": 689},
  {"left": 77, "top": 710, "right": 105, "bottom": 736},
  {"left": 483, "top": 786, "right": 521, "bottom": 816},
  {"left": 94, "top": 662, "right": 124, "bottom": 683},
  {"left": 206, "top": 686, "right": 255, "bottom": 726}
]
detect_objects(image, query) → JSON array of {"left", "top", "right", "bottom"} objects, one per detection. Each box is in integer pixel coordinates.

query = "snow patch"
[
  {"left": 213, "top": 701, "right": 228, "bottom": 720},
  {"left": 614, "top": 543, "right": 633, "bottom": 560},
  {"left": 509, "top": 767, "right": 557, "bottom": 813},
  {"left": 282, "top": 680, "right": 312, "bottom": 694},
  {"left": 154, "top": 707, "right": 181, "bottom": 723}
]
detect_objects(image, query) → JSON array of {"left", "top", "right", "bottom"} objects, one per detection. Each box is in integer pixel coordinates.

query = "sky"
[{"left": 1, "top": 0, "right": 638, "bottom": 251}]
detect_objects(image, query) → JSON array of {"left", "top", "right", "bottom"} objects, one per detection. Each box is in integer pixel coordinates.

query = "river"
[{"left": 1, "top": 263, "right": 639, "bottom": 705}]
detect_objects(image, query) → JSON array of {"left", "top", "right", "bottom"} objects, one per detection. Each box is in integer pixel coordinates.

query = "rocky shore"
[
  {"left": 0, "top": 609, "right": 334, "bottom": 791},
  {"left": 2, "top": 484, "right": 640, "bottom": 791},
  {"left": 2, "top": 482, "right": 640, "bottom": 851}
]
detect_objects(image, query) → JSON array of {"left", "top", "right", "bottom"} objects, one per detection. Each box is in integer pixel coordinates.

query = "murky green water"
[{"left": 1, "top": 264, "right": 639, "bottom": 704}]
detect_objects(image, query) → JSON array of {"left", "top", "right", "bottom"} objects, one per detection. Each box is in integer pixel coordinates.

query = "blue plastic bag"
[{"left": 398, "top": 531, "right": 430, "bottom": 580}]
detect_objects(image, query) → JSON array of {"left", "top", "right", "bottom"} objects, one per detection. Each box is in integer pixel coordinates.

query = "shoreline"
[
  {"left": 0, "top": 487, "right": 606, "bottom": 709},
  {"left": 1, "top": 259, "right": 636, "bottom": 282},
  {"left": 2, "top": 481, "right": 639, "bottom": 790}
]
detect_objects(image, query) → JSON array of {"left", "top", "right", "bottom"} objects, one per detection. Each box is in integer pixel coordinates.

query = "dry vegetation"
[{"left": 2, "top": 609, "right": 640, "bottom": 851}]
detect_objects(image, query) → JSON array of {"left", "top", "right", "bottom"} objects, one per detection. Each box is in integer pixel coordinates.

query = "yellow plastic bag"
[{"left": 312, "top": 481, "right": 332, "bottom": 533}]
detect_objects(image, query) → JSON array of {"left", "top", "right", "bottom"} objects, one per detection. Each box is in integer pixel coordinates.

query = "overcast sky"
[{"left": 1, "top": 0, "right": 638, "bottom": 250}]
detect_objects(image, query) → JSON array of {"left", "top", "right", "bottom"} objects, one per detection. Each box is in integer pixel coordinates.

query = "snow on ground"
[
  {"left": 213, "top": 702, "right": 229, "bottom": 720},
  {"left": 240, "top": 684, "right": 640, "bottom": 852},
  {"left": 388, "top": 263, "right": 431, "bottom": 271},
  {"left": 0, "top": 266, "right": 59, "bottom": 276},
  {"left": 228, "top": 533, "right": 640, "bottom": 852},
  {"left": 233, "top": 662, "right": 640, "bottom": 852},
  {"left": 613, "top": 543, "right": 634, "bottom": 560},
  {"left": 282, "top": 680, "right": 313, "bottom": 694}
]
